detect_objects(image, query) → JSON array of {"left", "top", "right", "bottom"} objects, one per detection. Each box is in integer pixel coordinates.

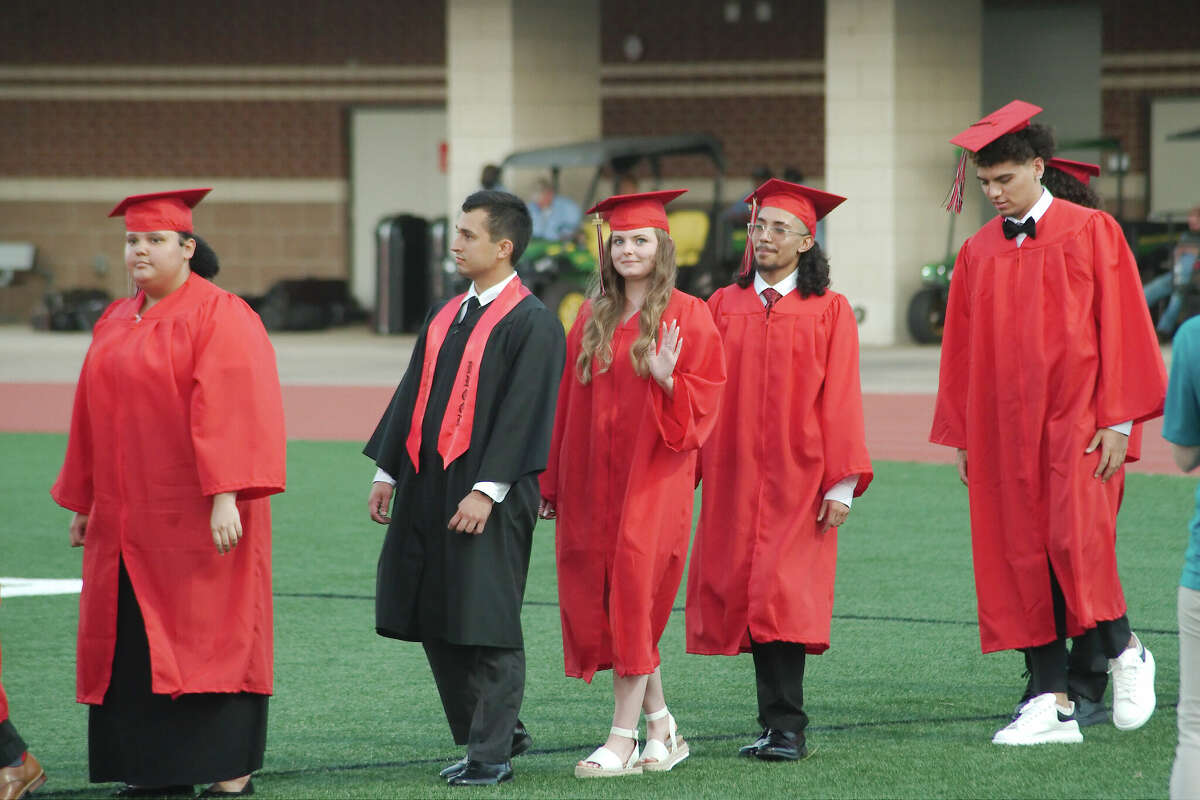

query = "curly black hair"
[
  {"left": 972, "top": 122, "right": 1056, "bottom": 168},
  {"left": 1041, "top": 166, "right": 1101, "bottom": 210},
  {"left": 734, "top": 239, "right": 830, "bottom": 298},
  {"left": 179, "top": 232, "right": 219, "bottom": 279}
]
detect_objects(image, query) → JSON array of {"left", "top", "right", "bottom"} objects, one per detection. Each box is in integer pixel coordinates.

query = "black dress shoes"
[
  {"left": 439, "top": 757, "right": 470, "bottom": 780},
  {"left": 440, "top": 722, "right": 533, "bottom": 779},
  {"left": 739, "top": 728, "right": 806, "bottom": 761},
  {"left": 739, "top": 728, "right": 773, "bottom": 757},
  {"left": 756, "top": 729, "right": 806, "bottom": 761},
  {"left": 510, "top": 721, "right": 533, "bottom": 758},
  {"left": 446, "top": 760, "right": 513, "bottom": 786}
]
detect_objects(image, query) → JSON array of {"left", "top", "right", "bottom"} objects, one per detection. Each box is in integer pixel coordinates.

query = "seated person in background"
[
  {"left": 528, "top": 178, "right": 582, "bottom": 241},
  {"left": 1144, "top": 203, "right": 1200, "bottom": 337},
  {"left": 480, "top": 164, "right": 507, "bottom": 193}
]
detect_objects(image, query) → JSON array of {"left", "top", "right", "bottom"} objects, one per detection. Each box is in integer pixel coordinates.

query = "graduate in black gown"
[{"left": 365, "top": 190, "right": 566, "bottom": 787}]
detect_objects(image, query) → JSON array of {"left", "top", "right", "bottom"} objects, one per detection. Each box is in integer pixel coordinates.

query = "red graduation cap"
[
  {"left": 585, "top": 189, "right": 687, "bottom": 232},
  {"left": 1047, "top": 157, "right": 1100, "bottom": 185},
  {"left": 109, "top": 188, "right": 212, "bottom": 232},
  {"left": 738, "top": 179, "right": 845, "bottom": 277},
  {"left": 745, "top": 178, "right": 845, "bottom": 237},
  {"left": 945, "top": 100, "right": 1043, "bottom": 213},
  {"left": 585, "top": 190, "right": 686, "bottom": 295}
]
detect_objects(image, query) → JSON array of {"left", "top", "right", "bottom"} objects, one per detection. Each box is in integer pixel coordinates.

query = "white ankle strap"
[
  {"left": 609, "top": 725, "right": 639, "bottom": 741},
  {"left": 643, "top": 707, "right": 670, "bottom": 722}
]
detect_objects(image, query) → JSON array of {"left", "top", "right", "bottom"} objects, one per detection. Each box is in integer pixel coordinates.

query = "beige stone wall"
[
  {"left": 0, "top": 200, "right": 345, "bottom": 322},
  {"left": 446, "top": 0, "right": 601, "bottom": 213},
  {"left": 825, "top": 0, "right": 982, "bottom": 346}
]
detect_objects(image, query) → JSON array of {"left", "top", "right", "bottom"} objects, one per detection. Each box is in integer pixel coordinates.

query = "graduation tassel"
[
  {"left": 944, "top": 149, "right": 968, "bottom": 214},
  {"left": 592, "top": 212, "right": 606, "bottom": 296},
  {"left": 739, "top": 197, "right": 758, "bottom": 278}
]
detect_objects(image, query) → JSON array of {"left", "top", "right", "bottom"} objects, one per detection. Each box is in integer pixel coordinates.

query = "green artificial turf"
[{"left": 0, "top": 434, "right": 1189, "bottom": 798}]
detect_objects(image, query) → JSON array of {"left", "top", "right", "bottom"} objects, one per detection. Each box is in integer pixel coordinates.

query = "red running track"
[{"left": 0, "top": 383, "right": 1178, "bottom": 475}]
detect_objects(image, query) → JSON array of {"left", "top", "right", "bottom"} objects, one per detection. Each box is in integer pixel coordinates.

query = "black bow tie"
[{"left": 1003, "top": 217, "right": 1036, "bottom": 240}]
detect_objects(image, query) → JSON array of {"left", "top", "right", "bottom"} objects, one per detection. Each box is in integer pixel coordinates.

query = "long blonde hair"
[{"left": 577, "top": 228, "right": 677, "bottom": 384}]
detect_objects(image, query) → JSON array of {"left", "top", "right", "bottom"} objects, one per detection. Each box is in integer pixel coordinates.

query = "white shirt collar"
[
  {"left": 1008, "top": 186, "right": 1053, "bottom": 225},
  {"left": 468, "top": 270, "right": 518, "bottom": 307},
  {"left": 753, "top": 268, "right": 799, "bottom": 302}
]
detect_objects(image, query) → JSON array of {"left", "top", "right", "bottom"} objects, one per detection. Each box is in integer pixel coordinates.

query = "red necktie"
[{"left": 761, "top": 287, "right": 781, "bottom": 313}]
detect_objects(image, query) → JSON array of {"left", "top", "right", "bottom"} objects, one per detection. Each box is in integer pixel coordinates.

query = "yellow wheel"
[{"left": 557, "top": 290, "right": 586, "bottom": 332}]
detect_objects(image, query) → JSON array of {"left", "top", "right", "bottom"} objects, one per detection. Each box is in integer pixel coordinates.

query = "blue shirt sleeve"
[{"left": 1164, "top": 317, "right": 1200, "bottom": 446}]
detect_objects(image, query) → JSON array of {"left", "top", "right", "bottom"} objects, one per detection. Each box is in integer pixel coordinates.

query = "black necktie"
[
  {"left": 457, "top": 296, "right": 481, "bottom": 324},
  {"left": 1003, "top": 217, "right": 1036, "bottom": 240}
]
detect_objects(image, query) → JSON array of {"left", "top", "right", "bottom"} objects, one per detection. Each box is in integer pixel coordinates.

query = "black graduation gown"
[{"left": 365, "top": 294, "right": 566, "bottom": 649}]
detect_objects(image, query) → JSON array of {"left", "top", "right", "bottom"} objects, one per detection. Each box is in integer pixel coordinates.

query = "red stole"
[{"left": 406, "top": 277, "right": 532, "bottom": 470}]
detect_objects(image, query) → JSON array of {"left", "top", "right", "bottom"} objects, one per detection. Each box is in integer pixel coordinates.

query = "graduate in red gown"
[
  {"left": 1043, "top": 157, "right": 1102, "bottom": 210},
  {"left": 1010, "top": 157, "right": 1114, "bottom": 727},
  {"left": 686, "top": 179, "right": 872, "bottom": 762},
  {"left": 0, "top": 618, "right": 46, "bottom": 798},
  {"left": 539, "top": 190, "right": 726, "bottom": 778},
  {"left": 52, "top": 189, "right": 286, "bottom": 795},
  {"left": 931, "top": 101, "right": 1166, "bottom": 745}
]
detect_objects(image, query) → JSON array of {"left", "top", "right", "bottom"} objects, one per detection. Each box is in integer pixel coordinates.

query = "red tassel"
[
  {"left": 944, "top": 149, "right": 968, "bottom": 214},
  {"left": 739, "top": 197, "right": 759, "bottom": 277},
  {"left": 592, "top": 214, "right": 606, "bottom": 296}
]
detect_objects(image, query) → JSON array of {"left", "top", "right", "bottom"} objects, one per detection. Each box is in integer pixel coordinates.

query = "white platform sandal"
[
  {"left": 574, "top": 725, "right": 643, "bottom": 778},
  {"left": 639, "top": 707, "right": 689, "bottom": 771}
]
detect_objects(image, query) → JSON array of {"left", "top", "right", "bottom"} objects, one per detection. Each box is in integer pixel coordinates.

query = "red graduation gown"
[
  {"left": 540, "top": 290, "right": 726, "bottom": 681},
  {"left": 51, "top": 273, "right": 286, "bottom": 703},
  {"left": 930, "top": 200, "right": 1166, "bottom": 653},
  {"left": 0, "top": 608, "right": 7, "bottom": 723},
  {"left": 686, "top": 285, "right": 873, "bottom": 656}
]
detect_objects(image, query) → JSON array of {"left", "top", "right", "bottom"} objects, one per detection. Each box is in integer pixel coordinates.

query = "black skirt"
[{"left": 88, "top": 561, "right": 268, "bottom": 786}]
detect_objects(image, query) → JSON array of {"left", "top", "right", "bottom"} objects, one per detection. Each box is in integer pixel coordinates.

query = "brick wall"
[
  {"left": 1103, "top": 0, "right": 1196, "bottom": 52},
  {"left": 2, "top": 0, "right": 444, "bottom": 64},
  {"left": 0, "top": 102, "right": 352, "bottom": 178},
  {"left": 0, "top": 201, "right": 345, "bottom": 320},
  {"left": 599, "top": 0, "right": 824, "bottom": 180},
  {"left": 0, "top": 0, "right": 444, "bottom": 320},
  {"left": 1099, "top": 0, "right": 1199, "bottom": 215},
  {"left": 600, "top": 0, "right": 822, "bottom": 62},
  {"left": 602, "top": 95, "right": 824, "bottom": 180}
]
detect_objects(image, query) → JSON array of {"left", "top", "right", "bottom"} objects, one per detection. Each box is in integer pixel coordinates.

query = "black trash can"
[{"left": 376, "top": 214, "right": 432, "bottom": 334}]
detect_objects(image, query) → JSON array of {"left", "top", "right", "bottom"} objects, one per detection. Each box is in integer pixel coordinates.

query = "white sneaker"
[
  {"left": 992, "top": 693, "right": 1083, "bottom": 745},
  {"left": 1109, "top": 642, "right": 1156, "bottom": 730}
]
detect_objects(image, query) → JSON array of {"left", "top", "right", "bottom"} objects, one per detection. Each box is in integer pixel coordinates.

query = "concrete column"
[
  {"left": 825, "top": 0, "right": 982, "bottom": 345},
  {"left": 446, "top": 0, "right": 600, "bottom": 219}
]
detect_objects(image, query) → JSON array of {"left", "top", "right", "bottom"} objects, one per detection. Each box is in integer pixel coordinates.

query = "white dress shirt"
[
  {"left": 1005, "top": 189, "right": 1132, "bottom": 437},
  {"left": 753, "top": 270, "right": 859, "bottom": 508},
  {"left": 372, "top": 272, "right": 520, "bottom": 503}
]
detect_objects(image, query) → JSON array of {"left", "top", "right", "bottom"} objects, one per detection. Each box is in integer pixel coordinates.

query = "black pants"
[
  {"left": 422, "top": 638, "right": 525, "bottom": 763},
  {"left": 1023, "top": 627, "right": 1111, "bottom": 702},
  {"left": 1026, "top": 564, "right": 1132, "bottom": 696},
  {"left": 0, "top": 719, "right": 25, "bottom": 766},
  {"left": 750, "top": 636, "right": 808, "bottom": 736}
]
